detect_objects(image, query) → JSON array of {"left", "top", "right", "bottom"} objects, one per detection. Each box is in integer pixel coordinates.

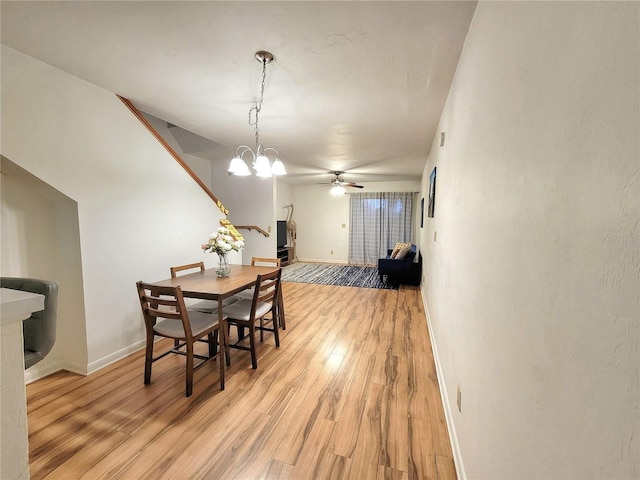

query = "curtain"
[{"left": 348, "top": 192, "right": 416, "bottom": 265}]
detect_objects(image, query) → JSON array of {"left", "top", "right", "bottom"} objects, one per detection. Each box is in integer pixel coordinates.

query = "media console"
[{"left": 277, "top": 246, "right": 294, "bottom": 266}]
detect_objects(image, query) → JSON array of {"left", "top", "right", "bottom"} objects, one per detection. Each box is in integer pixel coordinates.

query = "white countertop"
[{"left": 1, "top": 287, "right": 45, "bottom": 325}]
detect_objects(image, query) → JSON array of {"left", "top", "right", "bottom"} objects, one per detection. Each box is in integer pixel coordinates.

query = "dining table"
[{"left": 148, "top": 264, "right": 281, "bottom": 389}]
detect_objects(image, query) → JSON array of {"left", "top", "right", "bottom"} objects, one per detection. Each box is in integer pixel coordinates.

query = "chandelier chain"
[
  {"left": 248, "top": 57, "right": 268, "bottom": 151},
  {"left": 228, "top": 50, "right": 285, "bottom": 177}
]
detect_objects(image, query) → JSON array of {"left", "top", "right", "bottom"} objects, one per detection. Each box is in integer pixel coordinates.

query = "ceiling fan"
[{"left": 320, "top": 171, "right": 364, "bottom": 193}]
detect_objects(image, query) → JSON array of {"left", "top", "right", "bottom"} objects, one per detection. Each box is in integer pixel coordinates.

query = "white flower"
[{"left": 202, "top": 226, "right": 245, "bottom": 256}]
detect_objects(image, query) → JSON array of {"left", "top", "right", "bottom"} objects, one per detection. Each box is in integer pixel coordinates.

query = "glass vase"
[{"left": 216, "top": 253, "right": 230, "bottom": 277}]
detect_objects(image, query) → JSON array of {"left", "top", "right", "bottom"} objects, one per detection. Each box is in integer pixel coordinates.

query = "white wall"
[
  {"left": 276, "top": 180, "right": 293, "bottom": 223},
  {"left": 420, "top": 3, "right": 639, "bottom": 478},
  {"left": 291, "top": 180, "right": 420, "bottom": 263},
  {"left": 1, "top": 46, "right": 226, "bottom": 372},
  {"left": 142, "top": 114, "right": 243, "bottom": 266}
]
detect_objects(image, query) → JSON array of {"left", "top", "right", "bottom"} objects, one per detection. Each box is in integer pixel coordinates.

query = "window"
[{"left": 348, "top": 192, "right": 416, "bottom": 264}]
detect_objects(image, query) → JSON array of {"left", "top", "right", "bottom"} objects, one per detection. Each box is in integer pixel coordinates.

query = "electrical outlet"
[
  {"left": 268, "top": 225, "right": 272, "bottom": 233},
  {"left": 440, "top": 131, "right": 446, "bottom": 147},
  {"left": 434, "top": 231, "right": 437, "bottom": 242},
  {"left": 342, "top": 223, "right": 346, "bottom": 228},
  {"left": 457, "top": 386, "right": 462, "bottom": 413},
  {"left": 330, "top": 250, "right": 334, "bottom": 255}
]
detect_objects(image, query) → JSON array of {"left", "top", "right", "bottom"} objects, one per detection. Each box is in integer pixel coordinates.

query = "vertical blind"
[{"left": 348, "top": 192, "right": 416, "bottom": 265}]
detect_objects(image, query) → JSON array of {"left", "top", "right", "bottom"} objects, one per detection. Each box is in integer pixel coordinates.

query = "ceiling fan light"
[
  {"left": 271, "top": 158, "right": 287, "bottom": 176},
  {"left": 331, "top": 185, "right": 346, "bottom": 196},
  {"left": 228, "top": 156, "right": 251, "bottom": 176}
]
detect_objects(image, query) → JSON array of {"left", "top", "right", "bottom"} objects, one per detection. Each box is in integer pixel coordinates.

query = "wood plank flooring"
[{"left": 26, "top": 282, "right": 455, "bottom": 480}]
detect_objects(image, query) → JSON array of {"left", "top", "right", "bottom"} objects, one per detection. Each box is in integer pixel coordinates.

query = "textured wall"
[{"left": 420, "top": 2, "right": 639, "bottom": 478}]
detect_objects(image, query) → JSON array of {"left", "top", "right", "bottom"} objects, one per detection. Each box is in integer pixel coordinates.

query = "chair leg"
[
  {"left": 208, "top": 332, "right": 216, "bottom": 357},
  {"left": 249, "top": 323, "right": 257, "bottom": 369},
  {"left": 224, "top": 323, "right": 231, "bottom": 366},
  {"left": 272, "top": 307, "right": 280, "bottom": 348},
  {"left": 144, "top": 332, "right": 154, "bottom": 385},
  {"left": 278, "top": 288, "right": 286, "bottom": 330},
  {"left": 185, "top": 341, "right": 194, "bottom": 397}
]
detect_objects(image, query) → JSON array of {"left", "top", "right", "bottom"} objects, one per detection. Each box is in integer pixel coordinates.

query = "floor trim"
[{"left": 421, "top": 289, "right": 466, "bottom": 480}]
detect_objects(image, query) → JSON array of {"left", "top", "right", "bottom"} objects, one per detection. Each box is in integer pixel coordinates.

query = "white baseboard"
[
  {"left": 25, "top": 359, "right": 65, "bottom": 384},
  {"left": 295, "top": 258, "right": 349, "bottom": 264},
  {"left": 86, "top": 339, "right": 146, "bottom": 374},
  {"left": 420, "top": 289, "right": 466, "bottom": 480},
  {"left": 24, "top": 339, "right": 146, "bottom": 383}
]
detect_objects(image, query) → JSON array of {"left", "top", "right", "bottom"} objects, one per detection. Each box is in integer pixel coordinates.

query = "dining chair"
[
  {"left": 136, "top": 281, "right": 225, "bottom": 397},
  {"left": 170, "top": 261, "right": 205, "bottom": 278},
  {"left": 235, "top": 257, "right": 286, "bottom": 330},
  {"left": 170, "top": 261, "right": 238, "bottom": 313},
  {"left": 223, "top": 268, "right": 282, "bottom": 369}
]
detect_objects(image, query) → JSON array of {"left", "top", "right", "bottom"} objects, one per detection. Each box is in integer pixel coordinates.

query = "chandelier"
[{"left": 227, "top": 51, "right": 286, "bottom": 177}]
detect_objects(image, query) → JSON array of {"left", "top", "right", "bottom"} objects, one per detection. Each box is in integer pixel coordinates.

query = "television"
[{"left": 276, "top": 220, "right": 287, "bottom": 249}]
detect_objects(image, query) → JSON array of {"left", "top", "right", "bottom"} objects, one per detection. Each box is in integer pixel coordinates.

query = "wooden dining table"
[{"left": 148, "top": 264, "right": 281, "bottom": 389}]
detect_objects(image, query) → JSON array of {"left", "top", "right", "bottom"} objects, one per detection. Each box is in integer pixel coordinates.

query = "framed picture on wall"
[{"left": 428, "top": 167, "right": 436, "bottom": 218}]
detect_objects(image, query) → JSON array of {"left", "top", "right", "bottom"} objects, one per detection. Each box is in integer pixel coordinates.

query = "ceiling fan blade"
[{"left": 343, "top": 182, "right": 364, "bottom": 188}]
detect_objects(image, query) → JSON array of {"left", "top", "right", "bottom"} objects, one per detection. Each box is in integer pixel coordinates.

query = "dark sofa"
[
  {"left": 378, "top": 244, "right": 421, "bottom": 287},
  {"left": 1, "top": 277, "right": 58, "bottom": 369}
]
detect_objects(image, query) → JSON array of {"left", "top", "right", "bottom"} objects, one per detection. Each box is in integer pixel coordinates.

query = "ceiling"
[{"left": 1, "top": 1, "right": 476, "bottom": 185}]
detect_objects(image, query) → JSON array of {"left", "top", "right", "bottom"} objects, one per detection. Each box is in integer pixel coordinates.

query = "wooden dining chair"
[
  {"left": 222, "top": 268, "right": 282, "bottom": 369},
  {"left": 234, "top": 257, "right": 281, "bottom": 299},
  {"left": 170, "top": 261, "right": 205, "bottom": 278},
  {"left": 169, "top": 262, "right": 238, "bottom": 313},
  {"left": 235, "top": 257, "right": 286, "bottom": 330},
  {"left": 136, "top": 281, "right": 226, "bottom": 397}
]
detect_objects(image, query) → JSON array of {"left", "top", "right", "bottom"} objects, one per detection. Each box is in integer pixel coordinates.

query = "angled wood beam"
[{"left": 117, "top": 95, "right": 229, "bottom": 216}]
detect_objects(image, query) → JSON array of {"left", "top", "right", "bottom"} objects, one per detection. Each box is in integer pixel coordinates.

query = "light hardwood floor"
[{"left": 26, "top": 282, "right": 456, "bottom": 480}]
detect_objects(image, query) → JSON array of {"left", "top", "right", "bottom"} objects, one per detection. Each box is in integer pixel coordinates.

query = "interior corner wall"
[
  {"left": 419, "top": 2, "right": 639, "bottom": 479},
  {"left": 1, "top": 46, "right": 226, "bottom": 372},
  {"left": 1, "top": 158, "right": 88, "bottom": 380}
]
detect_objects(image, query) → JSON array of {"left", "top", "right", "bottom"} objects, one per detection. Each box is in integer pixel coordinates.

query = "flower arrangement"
[
  {"left": 202, "top": 226, "right": 245, "bottom": 256},
  {"left": 202, "top": 226, "right": 244, "bottom": 277}
]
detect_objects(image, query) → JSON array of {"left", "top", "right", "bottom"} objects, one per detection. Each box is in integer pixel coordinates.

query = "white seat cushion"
[
  {"left": 153, "top": 310, "right": 219, "bottom": 338},
  {"left": 188, "top": 296, "right": 240, "bottom": 313},
  {"left": 223, "top": 299, "right": 273, "bottom": 322}
]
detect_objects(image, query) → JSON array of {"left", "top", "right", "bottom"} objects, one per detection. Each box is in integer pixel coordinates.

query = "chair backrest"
[
  {"left": 136, "top": 282, "right": 194, "bottom": 339},
  {"left": 251, "top": 268, "right": 282, "bottom": 314},
  {"left": 250, "top": 257, "right": 282, "bottom": 267},
  {"left": 170, "top": 261, "right": 205, "bottom": 278}
]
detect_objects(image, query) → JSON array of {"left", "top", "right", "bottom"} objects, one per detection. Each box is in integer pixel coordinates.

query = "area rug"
[{"left": 281, "top": 262, "right": 397, "bottom": 290}]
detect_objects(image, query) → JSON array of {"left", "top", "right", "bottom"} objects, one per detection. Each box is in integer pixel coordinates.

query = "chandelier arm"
[
  {"left": 235, "top": 145, "right": 256, "bottom": 162},
  {"left": 261, "top": 147, "right": 280, "bottom": 157}
]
